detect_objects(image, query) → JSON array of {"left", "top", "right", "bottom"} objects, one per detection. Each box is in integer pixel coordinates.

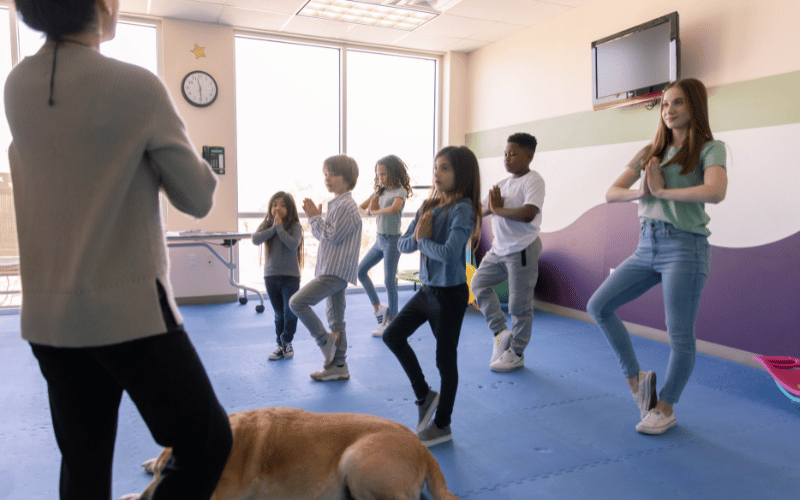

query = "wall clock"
[{"left": 181, "top": 70, "right": 218, "bottom": 107}]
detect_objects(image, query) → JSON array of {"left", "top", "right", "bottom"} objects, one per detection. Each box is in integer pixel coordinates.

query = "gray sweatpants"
[
  {"left": 289, "top": 275, "right": 349, "bottom": 366},
  {"left": 470, "top": 237, "right": 542, "bottom": 355}
]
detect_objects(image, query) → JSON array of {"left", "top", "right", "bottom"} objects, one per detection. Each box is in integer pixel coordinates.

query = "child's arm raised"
[
  {"left": 487, "top": 185, "right": 539, "bottom": 223},
  {"left": 274, "top": 222, "right": 303, "bottom": 250},
  {"left": 307, "top": 199, "right": 360, "bottom": 245},
  {"left": 398, "top": 210, "right": 420, "bottom": 254},
  {"left": 417, "top": 202, "right": 473, "bottom": 263}
]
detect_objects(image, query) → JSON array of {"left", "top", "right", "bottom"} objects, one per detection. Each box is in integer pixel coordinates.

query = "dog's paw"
[
  {"left": 142, "top": 458, "right": 158, "bottom": 474},
  {"left": 119, "top": 494, "right": 141, "bottom": 500}
]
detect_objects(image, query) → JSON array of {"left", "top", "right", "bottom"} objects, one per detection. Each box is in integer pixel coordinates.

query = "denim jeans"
[
  {"left": 265, "top": 275, "right": 300, "bottom": 344},
  {"left": 587, "top": 221, "right": 710, "bottom": 404},
  {"left": 289, "top": 274, "right": 349, "bottom": 366},
  {"left": 357, "top": 234, "right": 401, "bottom": 319}
]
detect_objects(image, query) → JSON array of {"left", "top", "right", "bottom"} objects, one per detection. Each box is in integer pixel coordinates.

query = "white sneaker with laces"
[
  {"left": 267, "top": 344, "right": 284, "bottom": 361},
  {"left": 319, "top": 332, "right": 339, "bottom": 368},
  {"left": 632, "top": 370, "right": 657, "bottom": 420},
  {"left": 374, "top": 304, "right": 388, "bottom": 325},
  {"left": 310, "top": 363, "right": 350, "bottom": 381},
  {"left": 491, "top": 329, "right": 512, "bottom": 364},
  {"left": 490, "top": 348, "right": 524, "bottom": 372},
  {"left": 372, "top": 316, "right": 391, "bottom": 337},
  {"left": 636, "top": 409, "right": 676, "bottom": 435},
  {"left": 282, "top": 342, "right": 294, "bottom": 359}
]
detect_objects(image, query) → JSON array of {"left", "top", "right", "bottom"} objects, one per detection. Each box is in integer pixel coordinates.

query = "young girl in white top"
[
  {"left": 587, "top": 78, "right": 728, "bottom": 435},
  {"left": 252, "top": 191, "right": 304, "bottom": 360},
  {"left": 358, "top": 155, "right": 412, "bottom": 337}
]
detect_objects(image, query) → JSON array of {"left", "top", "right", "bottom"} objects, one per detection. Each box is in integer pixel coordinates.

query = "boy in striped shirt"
[{"left": 290, "top": 155, "right": 362, "bottom": 381}]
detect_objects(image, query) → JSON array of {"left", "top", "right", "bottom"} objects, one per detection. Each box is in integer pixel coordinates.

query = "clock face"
[{"left": 181, "top": 70, "right": 218, "bottom": 107}]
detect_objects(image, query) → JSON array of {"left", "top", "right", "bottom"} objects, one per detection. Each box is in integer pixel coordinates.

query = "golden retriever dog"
[{"left": 121, "top": 407, "right": 461, "bottom": 500}]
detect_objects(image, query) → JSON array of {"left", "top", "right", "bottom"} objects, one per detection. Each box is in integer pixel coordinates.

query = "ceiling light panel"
[{"left": 298, "top": 0, "right": 438, "bottom": 31}]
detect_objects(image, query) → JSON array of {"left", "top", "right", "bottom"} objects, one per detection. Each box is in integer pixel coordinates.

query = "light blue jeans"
[
  {"left": 357, "top": 234, "right": 401, "bottom": 319},
  {"left": 586, "top": 221, "right": 710, "bottom": 404}
]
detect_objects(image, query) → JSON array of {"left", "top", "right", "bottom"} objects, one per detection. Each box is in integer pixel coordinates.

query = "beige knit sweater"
[{"left": 4, "top": 43, "right": 217, "bottom": 347}]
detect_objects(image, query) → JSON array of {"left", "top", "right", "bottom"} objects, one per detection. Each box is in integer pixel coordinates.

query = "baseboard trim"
[
  {"left": 175, "top": 294, "right": 238, "bottom": 306},
  {"left": 534, "top": 300, "right": 763, "bottom": 370}
]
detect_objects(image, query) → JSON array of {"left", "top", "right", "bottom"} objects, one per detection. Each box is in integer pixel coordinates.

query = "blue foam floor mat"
[{"left": 1, "top": 289, "right": 797, "bottom": 499}]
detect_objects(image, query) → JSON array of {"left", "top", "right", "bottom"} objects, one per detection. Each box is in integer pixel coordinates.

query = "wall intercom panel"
[{"left": 202, "top": 146, "right": 225, "bottom": 174}]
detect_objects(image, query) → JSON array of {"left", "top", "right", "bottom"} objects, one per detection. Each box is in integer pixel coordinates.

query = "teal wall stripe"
[{"left": 467, "top": 70, "right": 800, "bottom": 158}]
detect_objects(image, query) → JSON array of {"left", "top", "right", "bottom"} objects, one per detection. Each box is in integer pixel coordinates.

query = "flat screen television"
[{"left": 591, "top": 12, "right": 679, "bottom": 110}]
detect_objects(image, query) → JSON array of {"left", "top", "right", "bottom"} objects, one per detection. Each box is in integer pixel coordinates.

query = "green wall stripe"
[{"left": 467, "top": 70, "right": 800, "bottom": 158}]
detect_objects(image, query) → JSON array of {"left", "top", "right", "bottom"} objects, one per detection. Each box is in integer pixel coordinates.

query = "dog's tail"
[{"left": 424, "top": 447, "right": 461, "bottom": 500}]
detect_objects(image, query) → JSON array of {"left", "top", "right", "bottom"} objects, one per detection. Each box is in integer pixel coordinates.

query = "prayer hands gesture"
[
  {"left": 488, "top": 185, "right": 503, "bottom": 213},
  {"left": 414, "top": 211, "right": 433, "bottom": 242},
  {"left": 303, "top": 198, "right": 322, "bottom": 218}
]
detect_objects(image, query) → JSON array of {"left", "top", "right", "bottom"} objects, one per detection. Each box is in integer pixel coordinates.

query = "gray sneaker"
[
  {"left": 416, "top": 389, "right": 440, "bottom": 433},
  {"left": 319, "top": 332, "right": 339, "bottom": 368},
  {"left": 491, "top": 329, "right": 512, "bottom": 364},
  {"left": 417, "top": 422, "right": 452, "bottom": 447},
  {"left": 633, "top": 370, "right": 657, "bottom": 420},
  {"left": 282, "top": 342, "right": 294, "bottom": 359}
]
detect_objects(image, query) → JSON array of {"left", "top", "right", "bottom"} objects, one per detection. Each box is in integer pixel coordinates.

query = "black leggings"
[
  {"left": 30, "top": 287, "right": 232, "bottom": 500},
  {"left": 383, "top": 283, "right": 469, "bottom": 428}
]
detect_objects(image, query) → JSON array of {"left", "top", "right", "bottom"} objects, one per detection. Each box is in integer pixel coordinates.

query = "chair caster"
[
  {"left": 239, "top": 297, "right": 248, "bottom": 305},
  {"left": 255, "top": 305, "right": 265, "bottom": 313}
]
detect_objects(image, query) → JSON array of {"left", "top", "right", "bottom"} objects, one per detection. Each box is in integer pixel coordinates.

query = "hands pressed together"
[
  {"left": 303, "top": 198, "right": 322, "bottom": 218},
  {"left": 414, "top": 210, "right": 433, "bottom": 242}
]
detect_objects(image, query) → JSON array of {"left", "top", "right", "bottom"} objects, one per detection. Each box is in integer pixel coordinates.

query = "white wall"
[{"left": 465, "top": 0, "right": 800, "bottom": 131}]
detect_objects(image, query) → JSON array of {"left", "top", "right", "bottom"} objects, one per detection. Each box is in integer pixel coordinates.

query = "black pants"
[
  {"left": 30, "top": 289, "right": 232, "bottom": 500},
  {"left": 383, "top": 283, "right": 469, "bottom": 428}
]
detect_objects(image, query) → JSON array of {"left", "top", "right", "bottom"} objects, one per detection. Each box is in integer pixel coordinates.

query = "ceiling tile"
[
  {"left": 225, "top": 0, "right": 307, "bottom": 15},
  {"left": 120, "top": 0, "right": 149, "bottom": 15},
  {"left": 281, "top": 14, "right": 354, "bottom": 39},
  {"left": 446, "top": 0, "right": 569, "bottom": 25},
  {"left": 392, "top": 31, "right": 460, "bottom": 52},
  {"left": 445, "top": 37, "right": 487, "bottom": 53},
  {"left": 337, "top": 23, "right": 407, "bottom": 46},
  {"left": 149, "top": 0, "right": 225, "bottom": 22},
  {"left": 468, "top": 21, "right": 525, "bottom": 43},
  {"left": 218, "top": 6, "right": 292, "bottom": 31},
  {"left": 414, "top": 13, "right": 495, "bottom": 38}
]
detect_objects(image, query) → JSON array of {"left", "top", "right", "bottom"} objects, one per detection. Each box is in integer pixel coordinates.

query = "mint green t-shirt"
[{"left": 633, "top": 140, "right": 726, "bottom": 236}]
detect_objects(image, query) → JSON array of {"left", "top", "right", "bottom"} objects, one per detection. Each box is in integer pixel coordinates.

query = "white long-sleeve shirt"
[{"left": 4, "top": 43, "right": 217, "bottom": 347}]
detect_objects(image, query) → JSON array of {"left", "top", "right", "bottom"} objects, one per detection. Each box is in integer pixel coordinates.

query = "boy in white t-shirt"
[{"left": 471, "top": 133, "right": 545, "bottom": 372}]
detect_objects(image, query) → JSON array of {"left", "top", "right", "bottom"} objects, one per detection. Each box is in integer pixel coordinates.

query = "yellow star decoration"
[{"left": 190, "top": 43, "right": 206, "bottom": 59}]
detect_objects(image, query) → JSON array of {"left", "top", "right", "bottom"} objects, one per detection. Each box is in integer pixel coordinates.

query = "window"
[{"left": 235, "top": 35, "right": 438, "bottom": 291}]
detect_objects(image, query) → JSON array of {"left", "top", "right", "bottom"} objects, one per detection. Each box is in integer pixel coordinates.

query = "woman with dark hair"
[
  {"left": 587, "top": 78, "right": 728, "bottom": 435},
  {"left": 5, "top": 0, "right": 232, "bottom": 498},
  {"left": 383, "top": 146, "right": 481, "bottom": 447}
]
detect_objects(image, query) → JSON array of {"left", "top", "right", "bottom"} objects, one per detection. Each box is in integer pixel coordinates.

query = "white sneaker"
[
  {"left": 371, "top": 317, "right": 391, "bottom": 337},
  {"left": 282, "top": 342, "right": 294, "bottom": 359},
  {"left": 267, "top": 344, "right": 284, "bottom": 360},
  {"left": 310, "top": 363, "right": 350, "bottom": 381},
  {"left": 636, "top": 409, "right": 676, "bottom": 435},
  {"left": 490, "top": 348, "right": 524, "bottom": 372},
  {"left": 319, "top": 332, "right": 339, "bottom": 368},
  {"left": 374, "top": 304, "right": 388, "bottom": 325},
  {"left": 632, "top": 370, "right": 657, "bottom": 420},
  {"left": 491, "top": 329, "right": 512, "bottom": 364}
]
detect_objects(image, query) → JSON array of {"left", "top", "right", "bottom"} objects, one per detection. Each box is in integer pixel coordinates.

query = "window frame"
[{"left": 233, "top": 28, "right": 442, "bottom": 221}]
